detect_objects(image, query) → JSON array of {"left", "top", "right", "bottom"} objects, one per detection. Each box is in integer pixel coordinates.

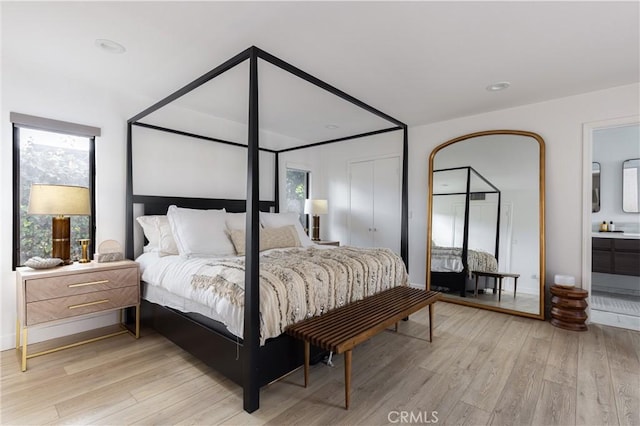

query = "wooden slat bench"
[
  {"left": 286, "top": 286, "right": 441, "bottom": 409},
  {"left": 472, "top": 271, "right": 520, "bottom": 301}
]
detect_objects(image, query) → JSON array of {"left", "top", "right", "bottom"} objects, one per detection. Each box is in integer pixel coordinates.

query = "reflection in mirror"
[
  {"left": 623, "top": 158, "right": 640, "bottom": 213},
  {"left": 427, "top": 130, "right": 545, "bottom": 319},
  {"left": 592, "top": 162, "right": 601, "bottom": 213}
]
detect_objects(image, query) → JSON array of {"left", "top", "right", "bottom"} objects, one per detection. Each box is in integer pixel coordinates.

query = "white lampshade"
[
  {"left": 304, "top": 199, "right": 328, "bottom": 215},
  {"left": 28, "top": 184, "right": 91, "bottom": 216}
]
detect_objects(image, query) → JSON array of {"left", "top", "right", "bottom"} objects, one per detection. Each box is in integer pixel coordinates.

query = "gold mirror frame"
[{"left": 426, "top": 130, "right": 545, "bottom": 319}]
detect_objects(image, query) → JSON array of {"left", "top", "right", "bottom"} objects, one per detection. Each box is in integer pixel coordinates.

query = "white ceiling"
[{"left": 2, "top": 1, "right": 639, "bottom": 143}]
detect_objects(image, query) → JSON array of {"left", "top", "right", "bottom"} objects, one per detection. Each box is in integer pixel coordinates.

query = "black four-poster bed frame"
[
  {"left": 430, "top": 166, "right": 500, "bottom": 297},
  {"left": 125, "top": 46, "right": 408, "bottom": 413}
]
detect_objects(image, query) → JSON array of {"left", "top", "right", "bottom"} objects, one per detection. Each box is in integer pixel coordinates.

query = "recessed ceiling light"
[
  {"left": 325, "top": 124, "right": 340, "bottom": 129},
  {"left": 486, "top": 81, "right": 511, "bottom": 92},
  {"left": 95, "top": 39, "right": 126, "bottom": 54}
]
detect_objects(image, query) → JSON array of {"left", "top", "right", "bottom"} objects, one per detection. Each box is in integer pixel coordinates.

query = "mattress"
[{"left": 137, "top": 245, "right": 408, "bottom": 344}]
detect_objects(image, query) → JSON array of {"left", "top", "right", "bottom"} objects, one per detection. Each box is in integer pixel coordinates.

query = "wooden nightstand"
[
  {"left": 16, "top": 260, "right": 140, "bottom": 371},
  {"left": 315, "top": 240, "right": 340, "bottom": 246}
]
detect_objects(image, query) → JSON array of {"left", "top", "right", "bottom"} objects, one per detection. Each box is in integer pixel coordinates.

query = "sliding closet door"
[
  {"left": 349, "top": 156, "right": 401, "bottom": 254},
  {"left": 373, "top": 156, "right": 401, "bottom": 254},
  {"left": 349, "top": 160, "right": 375, "bottom": 248}
]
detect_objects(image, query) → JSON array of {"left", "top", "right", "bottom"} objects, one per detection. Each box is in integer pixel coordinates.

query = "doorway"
[{"left": 582, "top": 116, "right": 640, "bottom": 330}]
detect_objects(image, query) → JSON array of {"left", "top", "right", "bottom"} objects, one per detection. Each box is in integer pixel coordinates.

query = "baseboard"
[
  {"left": 590, "top": 309, "right": 640, "bottom": 331},
  {"left": 1, "top": 311, "right": 119, "bottom": 351}
]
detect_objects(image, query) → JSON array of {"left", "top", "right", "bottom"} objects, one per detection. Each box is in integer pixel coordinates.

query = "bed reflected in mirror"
[{"left": 427, "top": 130, "right": 545, "bottom": 319}]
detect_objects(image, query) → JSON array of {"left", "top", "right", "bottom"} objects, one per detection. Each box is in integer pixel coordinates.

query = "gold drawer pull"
[
  {"left": 68, "top": 299, "right": 109, "bottom": 310},
  {"left": 68, "top": 280, "right": 109, "bottom": 288}
]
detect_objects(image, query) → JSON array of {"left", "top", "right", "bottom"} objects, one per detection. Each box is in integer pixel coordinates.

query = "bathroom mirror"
[
  {"left": 623, "top": 158, "right": 640, "bottom": 213},
  {"left": 592, "top": 162, "right": 601, "bottom": 213},
  {"left": 427, "top": 130, "right": 545, "bottom": 319}
]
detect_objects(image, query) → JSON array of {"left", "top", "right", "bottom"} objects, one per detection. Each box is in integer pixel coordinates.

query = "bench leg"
[
  {"left": 514, "top": 277, "right": 518, "bottom": 298},
  {"left": 474, "top": 274, "right": 479, "bottom": 297},
  {"left": 428, "top": 304, "right": 434, "bottom": 343},
  {"left": 344, "top": 350, "right": 352, "bottom": 409},
  {"left": 304, "top": 340, "right": 310, "bottom": 388},
  {"left": 498, "top": 277, "right": 503, "bottom": 302}
]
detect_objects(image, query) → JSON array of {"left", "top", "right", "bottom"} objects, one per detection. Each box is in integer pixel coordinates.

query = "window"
[
  {"left": 12, "top": 113, "right": 99, "bottom": 268},
  {"left": 285, "top": 168, "right": 309, "bottom": 228}
]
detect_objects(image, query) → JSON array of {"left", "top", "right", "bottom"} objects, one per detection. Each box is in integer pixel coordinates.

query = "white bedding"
[
  {"left": 138, "top": 245, "right": 408, "bottom": 344},
  {"left": 138, "top": 251, "right": 258, "bottom": 339}
]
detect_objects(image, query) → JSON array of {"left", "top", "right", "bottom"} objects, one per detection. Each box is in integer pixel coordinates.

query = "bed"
[
  {"left": 125, "top": 46, "right": 410, "bottom": 413},
  {"left": 429, "top": 166, "right": 500, "bottom": 296}
]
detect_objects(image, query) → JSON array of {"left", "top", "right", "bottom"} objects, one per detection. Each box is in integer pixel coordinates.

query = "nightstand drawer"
[
  {"left": 26, "top": 285, "right": 139, "bottom": 326},
  {"left": 26, "top": 267, "right": 138, "bottom": 302}
]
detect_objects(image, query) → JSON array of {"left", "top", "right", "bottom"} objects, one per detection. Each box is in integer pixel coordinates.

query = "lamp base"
[
  {"left": 52, "top": 216, "right": 71, "bottom": 264},
  {"left": 311, "top": 215, "right": 320, "bottom": 241},
  {"left": 79, "top": 239, "right": 90, "bottom": 263}
]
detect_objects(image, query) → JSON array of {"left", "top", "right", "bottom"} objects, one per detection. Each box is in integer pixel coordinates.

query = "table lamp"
[
  {"left": 28, "top": 184, "right": 91, "bottom": 264},
  {"left": 304, "top": 199, "right": 328, "bottom": 241}
]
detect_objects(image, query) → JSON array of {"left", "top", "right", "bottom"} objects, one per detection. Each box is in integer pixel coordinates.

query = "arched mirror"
[{"left": 427, "top": 130, "right": 545, "bottom": 319}]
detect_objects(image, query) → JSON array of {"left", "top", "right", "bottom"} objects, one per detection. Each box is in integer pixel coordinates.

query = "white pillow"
[
  {"left": 259, "top": 212, "right": 314, "bottom": 247},
  {"left": 135, "top": 215, "right": 179, "bottom": 256},
  {"left": 156, "top": 216, "right": 179, "bottom": 256},
  {"left": 136, "top": 216, "right": 161, "bottom": 252},
  {"left": 167, "top": 205, "right": 235, "bottom": 258},
  {"left": 226, "top": 212, "right": 246, "bottom": 231}
]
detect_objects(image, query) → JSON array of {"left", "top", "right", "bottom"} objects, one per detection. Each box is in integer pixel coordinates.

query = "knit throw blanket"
[{"left": 191, "top": 246, "right": 408, "bottom": 344}]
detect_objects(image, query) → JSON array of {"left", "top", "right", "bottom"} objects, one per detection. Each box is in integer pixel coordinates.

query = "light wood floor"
[{"left": 1, "top": 302, "right": 639, "bottom": 425}]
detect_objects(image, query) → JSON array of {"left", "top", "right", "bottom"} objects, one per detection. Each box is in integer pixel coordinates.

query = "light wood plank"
[
  {"left": 443, "top": 402, "right": 491, "bottom": 426},
  {"left": 460, "top": 318, "right": 532, "bottom": 412},
  {"left": 487, "top": 335, "right": 550, "bottom": 425},
  {"left": 543, "top": 327, "right": 579, "bottom": 388},
  {"left": 610, "top": 368, "right": 640, "bottom": 426},
  {"left": 603, "top": 326, "right": 640, "bottom": 374},
  {"left": 176, "top": 395, "right": 244, "bottom": 426},
  {"left": 576, "top": 324, "right": 618, "bottom": 426},
  {"left": 531, "top": 380, "right": 576, "bottom": 426}
]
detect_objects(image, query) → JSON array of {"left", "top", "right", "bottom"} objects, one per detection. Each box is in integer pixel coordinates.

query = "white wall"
[
  {"left": 2, "top": 59, "right": 638, "bottom": 349},
  {"left": 408, "top": 83, "right": 640, "bottom": 295}
]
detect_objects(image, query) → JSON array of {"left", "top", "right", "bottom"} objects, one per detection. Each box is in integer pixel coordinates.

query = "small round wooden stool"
[{"left": 550, "top": 285, "right": 588, "bottom": 331}]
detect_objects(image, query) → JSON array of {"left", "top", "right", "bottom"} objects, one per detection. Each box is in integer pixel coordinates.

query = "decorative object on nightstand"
[
  {"left": 24, "top": 256, "right": 63, "bottom": 269},
  {"left": 304, "top": 199, "right": 328, "bottom": 241},
  {"left": 15, "top": 260, "right": 140, "bottom": 371},
  {"left": 95, "top": 239, "right": 125, "bottom": 263},
  {"left": 27, "top": 184, "right": 91, "bottom": 265}
]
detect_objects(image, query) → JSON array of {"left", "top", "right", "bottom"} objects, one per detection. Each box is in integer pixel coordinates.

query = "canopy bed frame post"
[
  {"left": 461, "top": 167, "right": 471, "bottom": 296},
  {"left": 243, "top": 47, "right": 261, "bottom": 413},
  {"left": 495, "top": 191, "right": 501, "bottom": 260},
  {"left": 125, "top": 122, "right": 134, "bottom": 260},
  {"left": 274, "top": 152, "right": 280, "bottom": 213},
  {"left": 401, "top": 125, "right": 409, "bottom": 269}
]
